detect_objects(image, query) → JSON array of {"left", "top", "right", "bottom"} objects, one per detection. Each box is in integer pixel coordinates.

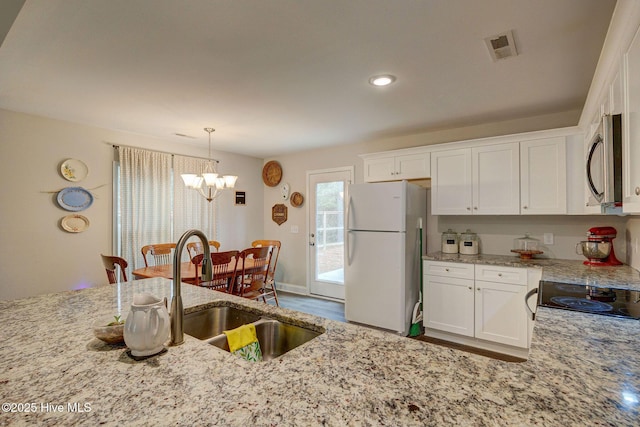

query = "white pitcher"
[{"left": 124, "top": 293, "right": 170, "bottom": 357}]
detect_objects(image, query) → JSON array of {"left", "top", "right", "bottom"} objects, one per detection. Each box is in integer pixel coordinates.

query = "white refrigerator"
[{"left": 344, "top": 181, "right": 426, "bottom": 335}]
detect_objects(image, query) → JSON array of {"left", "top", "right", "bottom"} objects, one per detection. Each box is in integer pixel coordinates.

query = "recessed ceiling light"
[{"left": 369, "top": 75, "right": 396, "bottom": 87}]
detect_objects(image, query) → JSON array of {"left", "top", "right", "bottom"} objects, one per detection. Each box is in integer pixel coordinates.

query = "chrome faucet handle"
[{"left": 201, "top": 256, "right": 212, "bottom": 282}]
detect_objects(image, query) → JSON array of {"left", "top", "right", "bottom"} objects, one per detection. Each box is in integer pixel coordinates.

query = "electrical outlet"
[
  {"left": 543, "top": 233, "right": 554, "bottom": 245},
  {"left": 290, "top": 225, "right": 299, "bottom": 234}
]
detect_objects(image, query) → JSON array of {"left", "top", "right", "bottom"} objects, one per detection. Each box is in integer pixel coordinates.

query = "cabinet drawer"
[
  {"left": 424, "top": 261, "right": 474, "bottom": 280},
  {"left": 474, "top": 264, "right": 527, "bottom": 286}
]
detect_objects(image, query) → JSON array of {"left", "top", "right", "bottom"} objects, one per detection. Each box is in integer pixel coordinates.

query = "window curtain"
[
  {"left": 173, "top": 155, "right": 217, "bottom": 253},
  {"left": 118, "top": 147, "right": 173, "bottom": 270}
]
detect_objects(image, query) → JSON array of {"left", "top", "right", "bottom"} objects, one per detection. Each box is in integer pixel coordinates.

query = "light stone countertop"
[{"left": 0, "top": 277, "right": 639, "bottom": 426}]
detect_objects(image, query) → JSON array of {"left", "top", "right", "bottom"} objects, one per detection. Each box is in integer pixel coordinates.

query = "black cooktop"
[{"left": 539, "top": 281, "right": 640, "bottom": 320}]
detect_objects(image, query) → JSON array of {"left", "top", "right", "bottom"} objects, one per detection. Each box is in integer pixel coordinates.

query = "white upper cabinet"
[
  {"left": 363, "top": 151, "right": 430, "bottom": 182},
  {"left": 431, "top": 143, "right": 519, "bottom": 215},
  {"left": 362, "top": 129, "right": 576, "bottom": 216},
  {"left": 472, "top": 143, "right": 520, "bottom": 214},
  {"left": 363, "top": 157, "right": 394, "bottom": 182},
  {"left": 623, "top": 24, "right": 640, "bottom": 213},
  {"left": 431, "top": 148, "right": 473, "bottom": 214},
  {"left": 520, "top": 137, "right": 567, "bottom": 214}
]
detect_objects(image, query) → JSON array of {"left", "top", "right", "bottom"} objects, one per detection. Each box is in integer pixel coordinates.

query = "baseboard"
[
  {"left": 274, "top": 281, "right": 308, "bottom": 295},
  {"left": 424, "top": 328, "right": 530, "bottom": 359},
  {"left": 275, "top": 282, "right": 345, "bottom": 303}
]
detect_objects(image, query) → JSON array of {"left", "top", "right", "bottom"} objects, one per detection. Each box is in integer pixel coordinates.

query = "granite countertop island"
[{"left": 1, "top": 277, "right": 639, "bottom": 426}]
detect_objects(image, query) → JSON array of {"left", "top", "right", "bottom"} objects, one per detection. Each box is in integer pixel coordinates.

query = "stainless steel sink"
[
  {"left": 184, "top": 304, "right": 323, "bottom": 360},
  {"left": 183, "top": 306, "right": 261, "bottom": 340},
  {"left": 206, "top": 319, "right": 322, "bottom": 361}
]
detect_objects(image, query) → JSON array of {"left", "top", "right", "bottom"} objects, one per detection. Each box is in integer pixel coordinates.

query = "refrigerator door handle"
[
  {"left": 346, "top": 195, "right": 352, "bottom": 231},
  {"left": 346, "top": 230, "right": 353, "bottom": 266},
  {"left": 346, "top": 196, "right": 353, "bottom": 265}
]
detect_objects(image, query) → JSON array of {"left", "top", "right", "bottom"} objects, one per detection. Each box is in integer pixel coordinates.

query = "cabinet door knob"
[
  {"left": 473, "top": 207, "right": 478, "bottom": 210},
  {"left": 468, "top": 286, "right": 472, "bottom": 290},
  {"left": 466, "top": 207, "right": 471, "bottom": 211},
  {"left": 477, "top": 287, "right": 481, "bottom": 291},
  {"left": 445, "top": 268, "right": 449, "bottom": 272},
  {"left": 523, "top": 206, "right": 528, "bottom": 209},
  {"left": 636, "top": 187, "right": 640, "bottom": 196},
  {"left": 498, "top": 273, "right": 502, "bottom": 277}
]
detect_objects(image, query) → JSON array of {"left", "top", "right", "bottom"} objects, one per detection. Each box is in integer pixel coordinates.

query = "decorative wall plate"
[
  {"left": 61, "top": 214, "right": 90, "bottom": 233},
  {"left": 262, "top": 161, "right": 283, "bottom": 187},
  {"left": 290, "top": 192, "right": 304, "bottom": 207},
  {"left": 57, "top": 187, "right": 94, "bottom": 211},
  {"left": 272, "top": 203, "right": 288, "bottom": 225},
  {"left": 61, "top": 159, "right": 89, "bottom": 182}
]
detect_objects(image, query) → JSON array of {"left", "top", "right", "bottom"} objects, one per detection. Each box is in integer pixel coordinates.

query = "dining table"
[
  {"left": 132, "top": 258, "right": 257, "bottom": 284},
  {"left": 132, "top": 261, "right": 199, "bottom": 282}
]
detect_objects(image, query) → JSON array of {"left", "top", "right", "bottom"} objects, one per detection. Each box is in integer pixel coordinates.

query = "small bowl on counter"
[{"left": 92, "top": 316, "right": 125, "bottom": 344}]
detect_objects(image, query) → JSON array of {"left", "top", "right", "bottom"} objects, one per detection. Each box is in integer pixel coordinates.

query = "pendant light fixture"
[{"left": 181, "top": 128, "right": 238, "bottom": 202}]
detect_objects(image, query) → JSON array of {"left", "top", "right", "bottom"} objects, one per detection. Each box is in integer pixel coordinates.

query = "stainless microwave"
[{"left": 586, "top": 114, "right": 622, "bottom": 208}]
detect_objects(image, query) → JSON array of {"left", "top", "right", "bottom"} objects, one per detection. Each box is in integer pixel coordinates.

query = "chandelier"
[{"left": 181, "top": 128, "right": 238, "bottom": 202}]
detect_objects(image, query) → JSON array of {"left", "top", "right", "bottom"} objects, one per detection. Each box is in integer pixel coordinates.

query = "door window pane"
[{"left": 315, "top": 181, "right": 344, "bottom": 284}]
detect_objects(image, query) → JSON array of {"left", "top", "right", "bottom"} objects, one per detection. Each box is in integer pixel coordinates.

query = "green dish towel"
[{"left": 223, "top": 323, "right": 263, "bottom": 362}]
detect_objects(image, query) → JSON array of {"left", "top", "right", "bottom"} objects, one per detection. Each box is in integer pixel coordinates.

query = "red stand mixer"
[{"left": 576, "top": 226, "right": 623, "bottom": 266}]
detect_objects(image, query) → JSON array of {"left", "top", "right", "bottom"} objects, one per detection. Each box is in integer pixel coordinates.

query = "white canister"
[
  {"left": 441, "top": 229, "right": 459, "bottom": 254},
  {"left": 459, "top": 229, "right": 479, "bottom": 255}
]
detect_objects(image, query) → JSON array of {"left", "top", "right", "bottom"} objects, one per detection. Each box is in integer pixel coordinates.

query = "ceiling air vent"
[{"left": 484, "top": 30, "right": 517, "bottom": 61}]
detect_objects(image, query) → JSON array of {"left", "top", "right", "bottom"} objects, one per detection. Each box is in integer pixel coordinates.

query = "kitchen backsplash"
[{"left": 427, "top": 213, "right": 628, "bottom": 262}]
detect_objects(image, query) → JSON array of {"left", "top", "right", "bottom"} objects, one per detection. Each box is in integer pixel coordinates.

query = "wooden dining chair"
[
  {"left": 141, "top": 243, "right": 177, "bottom": 267},
  {"left": 232, "top": 246, "right": 273, "bottom": 303},
  {"left": 100, "top": 254, "right": 128, "bottom": 284},
  {"left": 191, "top": 250, "right": 239, "bottom": 292},
  {"left": 186, "top": 240, "right": 221, "bottom": 260},
  {"left": 251, "top": 240, "right": 281, "bottom": 306}
]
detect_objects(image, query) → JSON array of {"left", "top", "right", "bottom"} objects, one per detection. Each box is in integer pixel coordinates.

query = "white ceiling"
[{"left": 0, "top": 0, "right": 616, "bottom": 158}]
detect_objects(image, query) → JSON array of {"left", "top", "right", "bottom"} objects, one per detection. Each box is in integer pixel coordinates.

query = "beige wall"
[{"left": 0, "top": 108, "right": 264, "bottom": 301}]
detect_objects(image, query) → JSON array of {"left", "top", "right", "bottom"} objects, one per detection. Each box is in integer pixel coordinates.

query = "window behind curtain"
[{"left": 116, "top": 147, "right": 217, "bottom": 272}]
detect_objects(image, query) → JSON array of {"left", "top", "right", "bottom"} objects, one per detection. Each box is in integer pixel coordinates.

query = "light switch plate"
[
  {"left": 290, "top": 225, "right": 299, "bottom": 233},
  {"left": 543, "top": 233, "right": 554, "bottom": 245}
]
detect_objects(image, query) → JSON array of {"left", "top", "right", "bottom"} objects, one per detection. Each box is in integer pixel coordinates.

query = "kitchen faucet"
[{"left": 170, "top": 229, "right": 212, "bottom": 345}]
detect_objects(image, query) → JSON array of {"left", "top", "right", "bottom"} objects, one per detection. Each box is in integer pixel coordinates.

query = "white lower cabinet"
[
  {"left": 424, "top": 260, "right": 531, "bottom": 356},
  {"left": 474, "top": 280, "right": 528, "bottom": 348},
  {"left": 424, "top": 274, "right": 474, "bottom": 336}
]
